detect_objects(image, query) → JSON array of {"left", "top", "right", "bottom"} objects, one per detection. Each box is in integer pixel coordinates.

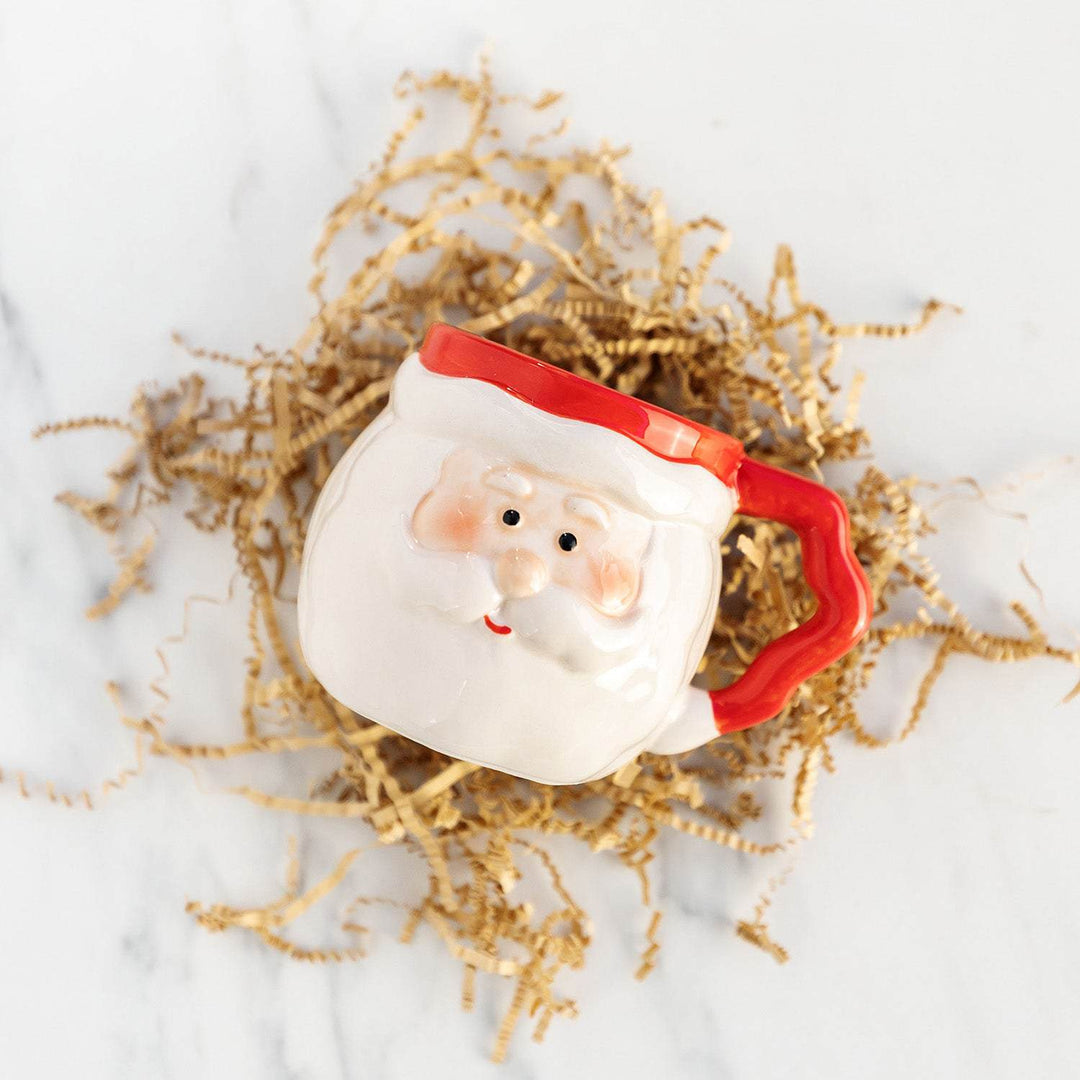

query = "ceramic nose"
[{"left": 495, "top": 548, "right": 548, "bottom": 599}]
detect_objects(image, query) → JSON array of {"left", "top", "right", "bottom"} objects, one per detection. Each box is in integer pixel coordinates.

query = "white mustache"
[
  {"left": 400, "top": 517, "right": 502, "bottom": 623},
  {"left": 401, "top": 535, "right": 644, "bottom": 674},
  {"left": 499, "top": 585, "right": 646, "bottom": 673},
  {"left": 406, "top": 550, "right": 502, "bottom": 623}
]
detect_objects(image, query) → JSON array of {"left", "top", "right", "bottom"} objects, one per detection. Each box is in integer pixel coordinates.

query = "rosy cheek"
[
  {"left": 587, "top": 554, "right": 640, "bottom": 615},
  {"left": 412, "top": 494, "right": 485, "bottom": 551}
]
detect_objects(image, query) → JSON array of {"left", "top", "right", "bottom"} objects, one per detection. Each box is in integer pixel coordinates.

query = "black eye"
[
  {"left": 502, "top": 508, "right": 521, "bottom": 526},
  {"left": 557, "top": 532, "right": 577, "bottom": 552}
]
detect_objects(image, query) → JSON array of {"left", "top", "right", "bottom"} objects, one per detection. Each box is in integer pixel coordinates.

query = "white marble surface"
[{"left": 2, "top": 1, "right": 1080, "bottom": 1076}]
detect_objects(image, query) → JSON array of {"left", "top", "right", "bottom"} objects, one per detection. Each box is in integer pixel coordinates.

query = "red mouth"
[{"left": 483, "top": 614, "right": 512, "bottom": 636}]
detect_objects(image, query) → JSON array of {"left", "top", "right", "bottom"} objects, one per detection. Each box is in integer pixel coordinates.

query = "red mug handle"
[{"left": 709, "top": 458, "right": 874, "bottom": 735}]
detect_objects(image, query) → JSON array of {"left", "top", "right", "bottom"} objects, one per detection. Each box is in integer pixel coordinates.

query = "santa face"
[
  {"left": 298, "top": 354, "right": 733, "bottom": 784},
  {"left": 409, "top": 446, "right": 653, "bottom": 673}
]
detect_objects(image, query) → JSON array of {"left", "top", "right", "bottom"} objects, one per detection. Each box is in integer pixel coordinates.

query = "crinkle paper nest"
[{"left": 29, "top": 66, "right": 1079, "bottom": 1063}]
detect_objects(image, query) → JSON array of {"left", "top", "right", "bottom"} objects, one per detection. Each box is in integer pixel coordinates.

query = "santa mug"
[{"left": 299, "top": 324, "right": 872, "bottom": 785}]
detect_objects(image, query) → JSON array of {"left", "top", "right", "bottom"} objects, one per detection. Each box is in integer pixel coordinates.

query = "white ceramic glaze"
[{"left": 298, "top": 352, "right": 735, "bottom": 784}]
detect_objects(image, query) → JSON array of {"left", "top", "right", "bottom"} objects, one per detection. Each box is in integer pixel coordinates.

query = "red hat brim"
[{"left": 419, "top": 323, "right": 745, "bottom": 487}]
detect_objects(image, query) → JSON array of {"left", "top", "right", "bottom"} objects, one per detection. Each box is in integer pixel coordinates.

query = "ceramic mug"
[{"left": 299, "top": 324, "right": 872, "bottom": 784}]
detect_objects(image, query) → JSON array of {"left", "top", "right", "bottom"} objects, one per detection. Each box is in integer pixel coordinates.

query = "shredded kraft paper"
[{"left": 21, "top": 67, "right": 1080, "bottom": 1062}]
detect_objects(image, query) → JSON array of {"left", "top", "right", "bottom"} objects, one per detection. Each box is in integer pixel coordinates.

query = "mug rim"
[{"left": 419, "top": 323, "right": 746, "bottom": 486}]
